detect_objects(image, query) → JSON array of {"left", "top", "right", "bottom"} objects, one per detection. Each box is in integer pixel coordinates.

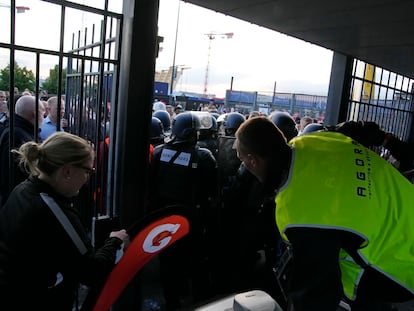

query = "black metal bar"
[
  {"left": 56, "top": 4, "right": 66, "bottom": 132},
  {"left": 0, "top": 42, "right": 118, "bottom": 65},
  {"left": 8, "top": 0, "right": 16, "bottom": 192},
  {"left": 35, "top": 53, "right": 41, "bottom": 141},
  {"left": 41, "top": 0, "right": 122, "bottom": 19},
  {"left": 107, "top": 17, "right": 123, "bottom": 216},
  {"left": 113, "top": 0, "right": 159, "bottom": 226}
]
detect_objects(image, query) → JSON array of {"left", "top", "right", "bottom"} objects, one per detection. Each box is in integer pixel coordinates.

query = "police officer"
[
  {"left": 196, "top": 112, "right": 219, "bottom": 159},
  {"left": 216, "top": 112, "right": 246, "bottom": 195},
  {"left": 299, "top": 122, "right": 327, "bottom": 135},
  {"left": 149, "top": 111, "right": 218, "bottom": 309},
  {"left": 268, "top": 111, "right": 298, "bottom": 141},
  {"left": 150, "top": 111, "right": 217, "bottom": 209},
  {"left": 149, "top": 116, "right": 165, "bottom": 147},
  {"left": 235, "top": 116, "right": 414, "bottom": 311},
  {"left": 153, "top": 109, "right": 172, "bottom": 138},
  {"left": 223, "top": 111, "right": 245, "bottom": 137}
]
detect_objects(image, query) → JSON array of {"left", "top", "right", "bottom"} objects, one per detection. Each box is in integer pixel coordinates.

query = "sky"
[
  {"left": 156, "top": 1, "right": 334, "bottom": 98},
  {"left": 0, "top": 0, "right": 334, "bottom": 98},
  {"left": 0, "top": 0, "right": 108, "bottom": 80}
]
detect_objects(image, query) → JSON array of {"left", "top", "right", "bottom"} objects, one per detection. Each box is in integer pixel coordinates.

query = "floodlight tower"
[{"left": 203, "top": 31, "right": 233, "bottom": 96}]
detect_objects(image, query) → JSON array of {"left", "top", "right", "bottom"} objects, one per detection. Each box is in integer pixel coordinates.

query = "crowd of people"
[
  {"left": 0, "top": 91, "right": 414, "bottom": 311},
  {"left": 148, "top": 100, "right": 414, "bottom": 311}
]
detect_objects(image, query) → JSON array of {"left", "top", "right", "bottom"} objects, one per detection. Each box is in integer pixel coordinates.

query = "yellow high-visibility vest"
[{"left": 276, "top": 131, "right": 414, "bottom": 299}]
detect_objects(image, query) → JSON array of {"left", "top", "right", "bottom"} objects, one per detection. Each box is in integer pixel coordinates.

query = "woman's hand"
[{"left": 110, "top": 229, "right": 130, "bottom": 248}]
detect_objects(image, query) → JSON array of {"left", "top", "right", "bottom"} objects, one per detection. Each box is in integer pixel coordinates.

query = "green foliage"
[
  {"left": 0, "top": 63, "right": 36, "bottom": 93},
  {"left": 41, "top": 65, "right": 67, "bottom": 94}
]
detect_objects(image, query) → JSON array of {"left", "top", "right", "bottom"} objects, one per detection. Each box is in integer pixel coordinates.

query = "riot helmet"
[
  {"left": 216, "top": 113, "right": 228, "bottom": 136},
  {"left": 204, "top": 115, "right": 218, "bottom": 140},
  {"left": 191, "top": 111, "right": 213, "bottom": 130},
  {"left": 171, "top": 111, "right": 201, "bottom": 143},
  {"left": 153, "top": 110, "right": 171, "bottom": 132},
  {"left": 150, "top": 116, "right": 165, "bottom": 145},
  {"left": 269, "top": 111, "right": 298, "bottom": 141},
  {"left": 192, "top": 111, "right": 217, "bottom": 140},
  {"left": 300, "top": 123, "right": 326, "bottom": 135},
  {"left": 224, "top": 112, "right": 245, "bottom": 136}
]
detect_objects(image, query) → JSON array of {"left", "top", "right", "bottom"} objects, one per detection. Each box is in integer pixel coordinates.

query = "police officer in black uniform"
[
  {"left": 149, "top": 116, "right": 165, "bottom": 147},
  {"left": 149, "top": 111, "right": 218, "bottom": 309},
  {"left": 196, "top": 112, "right": 219, "bottom": 159},
  {"left": 153, "top": 110, "right": 172, "bottom": 138}
]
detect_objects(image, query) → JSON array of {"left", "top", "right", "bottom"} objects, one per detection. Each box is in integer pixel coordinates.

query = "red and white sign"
[{"left": 93, "top": 214, "right": 190, "bottom": 311}]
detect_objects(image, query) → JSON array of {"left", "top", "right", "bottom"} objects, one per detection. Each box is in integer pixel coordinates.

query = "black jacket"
[
  {"left": 0, "top": 114, "right": 38, "bottom": 207},
  {"left": 150, "top": 141, "right": 218, "bottom": 211},
  {"left": 0, "top": 176, "right": 122, "bottom": 311}
]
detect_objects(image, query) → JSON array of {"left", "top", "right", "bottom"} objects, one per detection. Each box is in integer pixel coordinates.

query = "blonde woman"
[{"left": 0, "top": 131, "right": 129, "bottom": 310}]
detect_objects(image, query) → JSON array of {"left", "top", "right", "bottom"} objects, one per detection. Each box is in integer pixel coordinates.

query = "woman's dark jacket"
[{"left": 0, "top": 176, "right": 122, "bottom": 310}]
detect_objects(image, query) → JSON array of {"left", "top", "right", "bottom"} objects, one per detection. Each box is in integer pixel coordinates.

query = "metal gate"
[
  {"left": 347, "top": 60, "right": 414, "bottom": 141},
  {"left": 64, "top": 5, "right": 122, "bottom": 223},
  {"left": 0, "top": 0, "right": 123, "bottom": 227}
]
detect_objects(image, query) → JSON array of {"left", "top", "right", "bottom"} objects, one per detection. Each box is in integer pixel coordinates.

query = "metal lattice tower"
[{"left": 203, "top": 31, "right": 233, "bottom": 96}]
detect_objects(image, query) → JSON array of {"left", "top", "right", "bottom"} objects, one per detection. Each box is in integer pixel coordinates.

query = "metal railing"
[{"left": 348, "top": 60, "right": 414, "bottom": 141}]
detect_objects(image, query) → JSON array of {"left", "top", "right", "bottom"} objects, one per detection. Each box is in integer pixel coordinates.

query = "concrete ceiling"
[{"left": 185, "top": 0, "right": 414, "bottom": 79}]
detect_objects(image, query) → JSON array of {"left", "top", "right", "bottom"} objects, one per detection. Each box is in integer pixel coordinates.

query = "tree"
[
  {"left": 0, "top": 63, "right": 36, "bottom": 93},
  {"left": 41, "top": 65, "right": 67, "bottom": 95}
]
